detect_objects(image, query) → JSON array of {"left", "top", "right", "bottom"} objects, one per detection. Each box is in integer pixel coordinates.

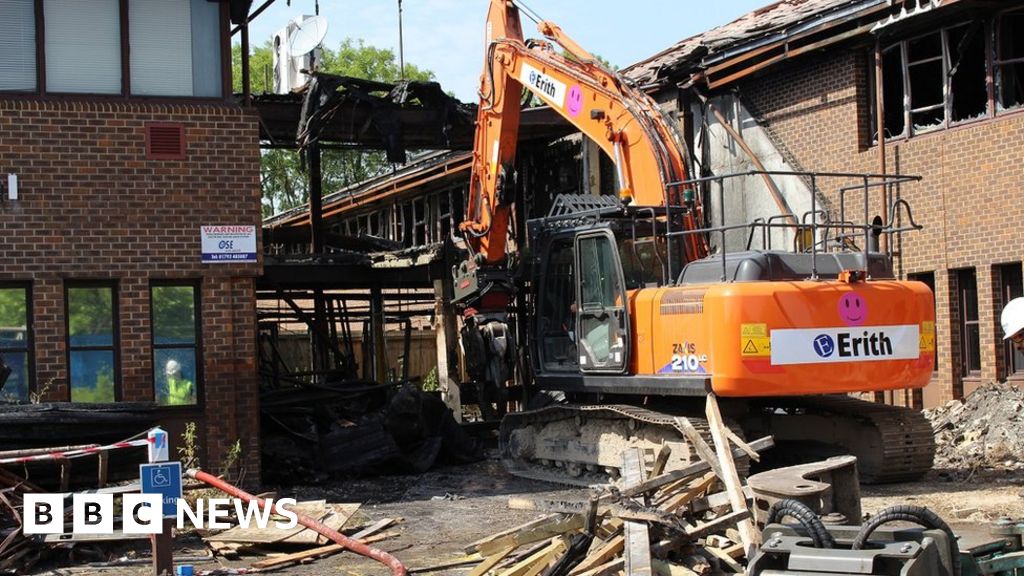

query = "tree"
[{"left": 233, "top": 39, "right": 436, "bottom": 217}]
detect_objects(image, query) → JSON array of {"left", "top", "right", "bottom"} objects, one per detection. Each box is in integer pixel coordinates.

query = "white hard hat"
[
  {"left": 165, "top": 359, "right": 181, "bottom": 376},
  {"left": 1002, "top": 297, "right": 1024, "bottom": 340}
]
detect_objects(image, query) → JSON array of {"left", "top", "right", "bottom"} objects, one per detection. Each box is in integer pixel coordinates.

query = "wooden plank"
[
  {"left": 465, "top": 513, "right": 562, "bottom": 554},
  {"left": 409, "top": 553, "right": 483, "bottom": 573},
  {"left": 723, "top": 427, "right": 759, "bottom": 462},
  {"left": 497, "top": 537, "right": 566, "bottom": 576},
  {"left": 249, "top": 531, "right": 395, "bottom": 570},
  {"left": 683, "top": 509, "right": 750, "bottom": 539},
  {"left": 479, "top": 516, "right": 583, "bottom": 557},
  {"left": 468, "top": 545, "right": 516, "bottom": 576},
  {"left": 618, "top": 436, "right": 773, "bottom": 499},
  {"left": 705, "top": 545, "right": 744, "bottom": 573},
  {"left": 575, "top": 558, "right": 623, "bottom": 576},
  {"left": 673, "top": 417, "right": 724, "bottom": 480},
  {"left": 569, "top": 535, "right": 623, "bottom": 575},
  {"left": 657, "top": 472, "right": 716, "bottom": 513},
  {"left": 652, "top": 559, "right": 700, "bottom": 576},
  {"left": 650, "top": 444, "right": 672, "bottom": 478},
  {"left": 622, "top": 448, "right": 652, "bottom": 576},
  {"left": 705, "top": 393, "right": 759, "bottom": 556}
]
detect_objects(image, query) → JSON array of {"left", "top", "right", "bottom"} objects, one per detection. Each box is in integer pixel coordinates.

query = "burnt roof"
[{"left": 623, "top": 0, "right": 965, "bottom": 89}]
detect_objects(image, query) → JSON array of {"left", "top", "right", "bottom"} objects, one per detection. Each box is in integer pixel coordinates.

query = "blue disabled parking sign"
[{"left": 140, "top": 461, "right": 183, "bottom": 518}]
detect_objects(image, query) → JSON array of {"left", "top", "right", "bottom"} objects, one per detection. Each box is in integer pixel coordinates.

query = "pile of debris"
[
  {"left": 430, "top": 398, "right": 769, "bottom": 575},
  {"left": 924, "top": 381, "right": 1024, "bottom": 470}
]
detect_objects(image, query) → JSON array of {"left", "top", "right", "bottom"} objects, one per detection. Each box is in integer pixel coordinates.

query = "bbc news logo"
[{"left": 23, "top": 494, "right": 299, "bottom": 535}]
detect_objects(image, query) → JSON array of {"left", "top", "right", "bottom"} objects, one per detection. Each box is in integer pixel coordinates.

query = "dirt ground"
[{"left": 34, "top": 458, "right": 1024, "bottom": 576}]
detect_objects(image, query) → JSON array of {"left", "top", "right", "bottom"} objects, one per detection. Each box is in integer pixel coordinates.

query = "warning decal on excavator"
[
  {"left": 920, "top": 321, "right": 936, "bottom": 353},
  {"left": 740, "top": 323, "right": 770, "bottom": 357}
]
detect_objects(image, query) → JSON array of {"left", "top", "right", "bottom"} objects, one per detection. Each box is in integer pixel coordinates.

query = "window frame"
[
  {"left": 149, "top": 280, "right": 203, "bottom": 408},
  {"left": 0, "top": 282, "right": 33, "bottom": 401},
  {"left": 64, "top": 281, "right": 120, "bottom": 403},
  {"left": 0, "top": 0, "right": 230, "bottom": 101},
  {"left": 956, "top": 268, "right": 982, "bottom": 377},
  {"left": 997, "top": 262, "right": 1024, "bottom": 378},
  {"left": 871, "top": 9, "right": 1024, "bottom": 143}
]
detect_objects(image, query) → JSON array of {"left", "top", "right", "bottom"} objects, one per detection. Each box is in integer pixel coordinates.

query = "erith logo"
[
  {"left": 771, "top": 325, "right": 919, "bottom": 366},
  {"left": 813, "top": 331, "right": 894, "bottom": 359},
  {"left": 519, "top": 63, "right": 566, "bottom": 108}
]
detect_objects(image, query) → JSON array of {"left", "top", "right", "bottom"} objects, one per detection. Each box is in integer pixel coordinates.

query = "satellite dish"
[{"left": 289, "top": 15, "right": 329, "bottom": 56}]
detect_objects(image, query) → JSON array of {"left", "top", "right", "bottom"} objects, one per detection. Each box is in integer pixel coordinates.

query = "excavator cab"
[{"left": 534, "top": 223, "right": 632, "bottom": 377}]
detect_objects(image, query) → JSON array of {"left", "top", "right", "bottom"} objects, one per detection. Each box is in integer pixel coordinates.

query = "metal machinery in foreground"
[{"left": 452, "top": 0, "right": 937, "bottom": 486}]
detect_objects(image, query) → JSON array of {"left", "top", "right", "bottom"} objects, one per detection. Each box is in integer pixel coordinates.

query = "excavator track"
[
  {"left": 749, "top": 395, "right": 935, "bottom": 484},
  {"left": 499, "top": 403, "right": 747, "bottom": 487}
]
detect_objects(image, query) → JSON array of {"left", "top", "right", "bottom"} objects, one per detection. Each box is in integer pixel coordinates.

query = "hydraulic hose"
[
  {"left": 766, "top": 499, "right": 836, "bottom": 549},
  {"left": 186, "top": 469, "right": 407, "bottom": 576},
  {"left": 850, "top": 505, "right": 959, "bottom": 576}
]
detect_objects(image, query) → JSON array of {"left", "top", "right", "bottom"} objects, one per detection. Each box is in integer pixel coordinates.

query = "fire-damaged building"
[
  {"left": 0, "top": 0, "right": 263, "bottom": 482},
  {"left": 623, "top": 0, "right": 1024, "bottom": 407},
  {"left": 265, "top": 0, "right": 1024, "bottom": 413}
]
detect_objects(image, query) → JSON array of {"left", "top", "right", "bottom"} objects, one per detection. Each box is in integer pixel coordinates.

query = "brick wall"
[
  {"left": 738, "top": 49, "right": 1024, "bottom": 406},
  {"left": 0, "top": 99, "right": 263, "bottom": 484}
]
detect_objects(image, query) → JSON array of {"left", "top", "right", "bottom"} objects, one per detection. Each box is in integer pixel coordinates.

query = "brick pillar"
[
  {"left": 33, "top": 277, "right": 67, "bottom": 402},
  {"left": 120, "top": 275, "right": 152, "bottom": 402}
]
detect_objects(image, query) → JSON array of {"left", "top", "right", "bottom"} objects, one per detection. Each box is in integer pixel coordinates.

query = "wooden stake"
[{"left": 704, "top": 393, "right": 759, "bottom": 556}]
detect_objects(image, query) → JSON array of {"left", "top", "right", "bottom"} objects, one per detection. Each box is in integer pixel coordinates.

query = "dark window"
[
  {"left": 537, "top": 239, "right": 578, "bottom": 372},
  {"left": 151, "top": 283, "right": 200, "bottom": 406},
  {"left": 873, "top": 18, "right": 994, "bottom": 142},
  {"left": 0, "top": 285, "right": 31, "bottom": 402},
  {"left": 998, "top": 263, "right": 1024, "bottom": 377},
  {"left": 66, "top": 284, "right": 118, "bottom": 403},
  {"left": 957, "top": 268, "right": 981, "bottom": 376},
  {"left": 908, "top": 272, "right": 937, "bottom": 373},
  {"left": 996, "top": 9, "right": 1024, "bottom": 112}
]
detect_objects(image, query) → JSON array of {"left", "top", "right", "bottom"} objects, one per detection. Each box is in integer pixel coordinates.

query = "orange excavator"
[{"left": 453, "top": 0, "right": 936, "bottom": 485}]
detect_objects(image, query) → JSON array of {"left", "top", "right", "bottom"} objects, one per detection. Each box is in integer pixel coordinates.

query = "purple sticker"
[
  {"left": 567, "top": 85, "right": 583, "bottom": 117},
  {"left": 838, "top": 292, "right": 867, "bottom": 326}
]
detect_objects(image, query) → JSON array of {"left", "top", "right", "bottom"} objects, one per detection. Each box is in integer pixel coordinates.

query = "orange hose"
[{"left": 186, "top": 469, "right": 408, "bottom": 576}]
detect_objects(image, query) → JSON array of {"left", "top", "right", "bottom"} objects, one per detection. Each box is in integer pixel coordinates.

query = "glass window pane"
[
  {"left": 68, "top": 287, "right": 114, "bottom": 346},
  {"left": 0, "top": 289, "right": 27, "bottom": 341},
  {"left": 947, "top": 24, "right": 988, "bottom": 123},
  {"left": 129, "top": 0, "right": 193, "bottom": 96},
  {"left": 966, "top": 323, "right": 981, "bottom": 373},
  {"left": 154, "top": 348, "right": 196, "bottom": 405},
  {"left": 1, "top": 351, "right": 29, "bottom": 402},
  {"left": 70, "top": 350, "right": 115, "bottom": 403},
  {"left": 190, "top": 0, "right": 221, "bottom": 97},
  {"left": 881, "top": 46, "right": 906, "bottom": 139},
  {"left": 152, "top": 286, "right": 196, "bottom": 344},
  {"left": 44, "top": 0, "right": 122, "bottom": 94},
  {"left": 998, "top": 63, "right": 1024, "bottom": 112},
  {"left": 909, "top": 60, "right": 944, "bottom": 110},
  {"left": 0, "top": 0, "right": 37, "bottom": 91}
]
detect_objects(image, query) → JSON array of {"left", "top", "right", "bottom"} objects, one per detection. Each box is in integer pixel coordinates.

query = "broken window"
[
  {"left": 996, "top": 9, "right": 1024, "bottom": 112},
  {"left": 947, "top": 22, "right": 988, "bottom": 123},
  {"left": 874, "top": 19, "right": 992, "bottom": 141}
]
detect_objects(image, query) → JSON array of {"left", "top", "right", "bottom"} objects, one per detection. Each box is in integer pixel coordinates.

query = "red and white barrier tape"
[{"left": 0, "top": 438, "right": 152, "bottom": 465}]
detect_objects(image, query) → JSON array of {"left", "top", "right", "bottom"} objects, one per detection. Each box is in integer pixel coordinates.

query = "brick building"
[
  {"left": 0, "top": 0, "right": 262, "bottom": 482},
  {"left": 626, "top": 0, "right": 1024, "bottom": 407}
]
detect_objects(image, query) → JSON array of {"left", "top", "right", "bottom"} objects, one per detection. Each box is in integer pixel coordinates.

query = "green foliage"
[
  {"left": 0, "top": 289, "right": 26, "bottom": 329},
  {"left": 152, "top": 286, "right": 196, "bottom": 342},
  {"left": 179, "top": 422, "right": 200, "bottom": 470},
  {"left": 232, "top": 39, "right": 437, "bottom": 218},
  {"left": 422, "top": 366, "right": 439, "bottom": 392},
  {"left": 68, "top": 288, "right": 113, "bottom": 339}
]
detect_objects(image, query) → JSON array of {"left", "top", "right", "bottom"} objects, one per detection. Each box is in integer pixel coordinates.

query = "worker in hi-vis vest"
[{"left": 163, "top": 359, "right": 195, "bottom": 405}]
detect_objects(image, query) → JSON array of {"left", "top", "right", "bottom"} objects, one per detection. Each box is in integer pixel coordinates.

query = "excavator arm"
[{"left": 459, "top": 0, "right": 705, "bottom": 265}]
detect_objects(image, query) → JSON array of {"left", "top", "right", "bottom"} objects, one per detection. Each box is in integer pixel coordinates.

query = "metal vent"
[{"left": 145, "top": 123, "right": 186, "bottom": 160}]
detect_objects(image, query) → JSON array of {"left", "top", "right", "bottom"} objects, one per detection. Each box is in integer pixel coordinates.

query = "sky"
[{"left": 244, "top": 0, "right": 769, "bottom": 102}]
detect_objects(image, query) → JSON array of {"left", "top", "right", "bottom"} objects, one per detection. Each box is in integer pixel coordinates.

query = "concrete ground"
[{"left": 34, "top": 461, "right": 1024, "bottom": 575}]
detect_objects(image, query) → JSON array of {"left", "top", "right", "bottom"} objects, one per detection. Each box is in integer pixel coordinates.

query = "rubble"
[
  {"left": 440, "top": 399, "right": 769, "bottom": 575},
  {"left": 923, "top": 381, "right": 1024, "bottom": 471}
]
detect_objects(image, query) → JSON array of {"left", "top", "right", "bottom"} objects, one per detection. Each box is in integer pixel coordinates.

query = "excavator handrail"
[{"left": 666, "top": 169, "right": 923, "bottom": 282}]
